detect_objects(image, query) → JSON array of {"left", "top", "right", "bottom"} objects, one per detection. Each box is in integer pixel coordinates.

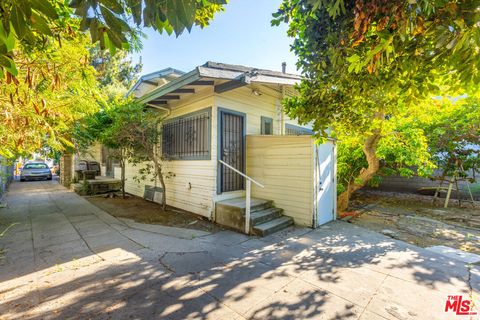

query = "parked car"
[{"left": 20, "top": 162, "right": 52, "bottom": 181}]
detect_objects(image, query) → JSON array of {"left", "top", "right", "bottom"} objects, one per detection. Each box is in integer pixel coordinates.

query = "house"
[{"left": 105, "top": 62, "right": 337, "bottom": 235}]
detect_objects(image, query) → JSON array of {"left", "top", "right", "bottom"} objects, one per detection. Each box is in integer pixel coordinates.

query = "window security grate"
[{"left": 162, "top": 110, "right": 211, "bottom": 160}]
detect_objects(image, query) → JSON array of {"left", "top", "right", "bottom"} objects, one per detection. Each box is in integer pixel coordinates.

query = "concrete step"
[
  {"left": 215, "top": 197, "right": 274, "bottom": 232},
  {"left": 252, "top": 216, "right": 294, "bottom": 237},
  {"left": 216, "top": 197, "right": 273, "bottom": 213},
  {"left": 251, "top": 200, "right": 274, "bottom": 213},
  {"left": 250, "top": 207, "right": 283, "bottom": 226}
]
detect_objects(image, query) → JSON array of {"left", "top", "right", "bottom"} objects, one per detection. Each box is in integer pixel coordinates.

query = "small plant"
[{"left": 80, "top": 180, "right": 90, "bottom": 195}]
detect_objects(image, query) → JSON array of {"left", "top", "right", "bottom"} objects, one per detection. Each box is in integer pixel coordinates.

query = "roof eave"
[
  {"left": 250, "top": 76, "right": 300, "bottom": 86},
  {"left": 135, "top": 65, "right": 301, "bottom": 103},
  {"left": 197, "top": 66, "right": 300, "bottom": 85},
  {"left": 127, "top": 68, "right": 186, "bottom": 96},
  {"left": 136, "top": 68, "right": 201, "bottom": 104}
]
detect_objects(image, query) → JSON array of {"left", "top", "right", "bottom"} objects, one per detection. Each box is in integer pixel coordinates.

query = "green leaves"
[
  {"left": 100, "top": 0, "right": 124, "bottom": 15},
  {"left": 68, "top": 0, "right": 226, "bottom": 51},
  {"left": 1, "top": 0, "right": 227, "bottom": 159},
  {"left": 0, "top": 34, "right": 100, "bottom": 159},
  {"left": 0, "top": 55, "right": 17, "bottom": 77},
  {"left": 30, "top": 12, "right": 53, "bottom": 36},
  {"left": 274, "top": 0, "right": 480, "bottom": 205},
  {"left": 423, "top": 98, "right": 480, "bottom": 177},
  {"left": 346, "top": 54, "right": 360, "bottom": 73},
  {"left": 30, "top": 0, "right": 58, "bottom": 19},
  {"left": 8, "top": 0, "right": 59, "bottom": 41},
  {"left": 0, "top": 0, "right": 66, "bottom": 77},
  {"left": 100, "top": 5, "right": 129, "bottom": 33},
  {"left": 127, "top": 0, "right": 142, "bottom": 25},
  {"left": 10, "top": 6, "right": 28, "bottom": 40},
  {"left": 325, "top": 0, "right": 346, "bottom": 18},
  {"left": 89, "top": 19, "right": 100, "bottom": 42},
  {"left": 0, "top": 0, "right": 226, "bottom": 79},
  {"left": 98, "top": 4, "right": 130, "bottom": 51},
  {"left": 0, "top": 24, "right": 15, "bottom": 52},
  {"left": 0, "top": 23, "right": 17, "bottom": 77},
  {"left": 275, "top": 0, "right": 480, "bottom": 135}
]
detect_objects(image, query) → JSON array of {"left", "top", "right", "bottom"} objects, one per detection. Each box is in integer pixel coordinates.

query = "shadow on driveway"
[{"left": 0, "top": 180, "right": 478, "bottom": 319}]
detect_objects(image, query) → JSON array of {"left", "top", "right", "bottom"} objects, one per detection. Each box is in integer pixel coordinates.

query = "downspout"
[
  {"left": 280, "top": 62, "right": 287, "bottom": 135},
  {"left": 313, "top": 145, "right": 318, "bottom": 228},
  {"left": 146, "top": 103, "right": 171, "bottom": 118},
  {"left": 281, "top": 85, "right": 285, "bottom": 135}
]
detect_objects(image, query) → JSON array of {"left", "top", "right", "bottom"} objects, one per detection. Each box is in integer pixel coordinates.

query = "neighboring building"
[{"left": 110, "top": 62, "right": 337, "bottom": 234}]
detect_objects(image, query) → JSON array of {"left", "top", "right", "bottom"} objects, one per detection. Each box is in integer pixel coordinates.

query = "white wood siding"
[
  {"left": 121, "top": 84, "right": 308, "bottom": 220},
  {"left": 215, "top": 85, "right": 282, "bottom": 135},
  {"left": 121, "top": 89, "right": 217, "bottom": 218},
  {"left": 213, "top": 85, "right": 284, "bottom": 202},
  {"left": 246, "top": 135, "right": 314, "bottom": 227}
]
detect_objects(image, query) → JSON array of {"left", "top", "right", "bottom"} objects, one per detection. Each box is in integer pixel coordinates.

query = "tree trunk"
[
  {"left": 120, "top": 155, "right": 126, "bottom": 199},
  {"left": 337, "top": 133, "right": 382, "bottom": 212},
  {"left": 153, "top": 157, "right": 167, "bottom": 211}
]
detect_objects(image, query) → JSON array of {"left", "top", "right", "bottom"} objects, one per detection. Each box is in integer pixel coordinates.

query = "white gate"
[{"left": 315, "top": 141, "right": 336, "bottom": 226}]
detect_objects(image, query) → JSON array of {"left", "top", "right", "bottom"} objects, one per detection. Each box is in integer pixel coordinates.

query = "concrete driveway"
[{"left": 0, "top": 180, "right": 478, "bottom": 319}]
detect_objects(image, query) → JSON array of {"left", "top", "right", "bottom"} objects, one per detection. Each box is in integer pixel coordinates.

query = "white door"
[{"left": 315, "top": 142, "right": 336, "bottom": 226}]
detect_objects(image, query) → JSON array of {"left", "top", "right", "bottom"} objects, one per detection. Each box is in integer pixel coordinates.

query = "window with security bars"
[{"left": 162, "top": 108, "right": 211, "bottom": 160}]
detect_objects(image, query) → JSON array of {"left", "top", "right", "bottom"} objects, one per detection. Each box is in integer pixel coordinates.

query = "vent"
[{"left": 144, "top": 185, "right": 163, "bottom": 202}]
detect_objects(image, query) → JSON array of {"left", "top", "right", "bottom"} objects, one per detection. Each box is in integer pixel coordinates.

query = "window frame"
[
  {"left": 261, "top": 116, "right": 273, "bottom": 135},
  {"left": 161, "top": 107, "right": 212, "bottom": 161},
  {"left": 285, "top": 123, "right": 314, "bottom": 135}
]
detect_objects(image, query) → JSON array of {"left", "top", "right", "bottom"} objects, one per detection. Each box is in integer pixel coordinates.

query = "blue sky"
[{"left": 131, "top": 0, "right": 298, "bottom": 75}]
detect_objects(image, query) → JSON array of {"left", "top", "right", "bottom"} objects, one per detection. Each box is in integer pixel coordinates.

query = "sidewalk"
[{"left": 0, "top": 180, "right": 478, "bottom": 319}]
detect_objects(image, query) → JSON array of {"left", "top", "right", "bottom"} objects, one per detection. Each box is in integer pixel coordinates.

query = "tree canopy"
[
  {"left": 0, "top": 0, "right": 226, "bottom": 159},
  {"left": 422, "top": 97, "right": 480, "bottom": 179},
  {"left": 90, "top": 46, "right": 142, "bottom": 90},
  {"left": 274, "top": 0, "right": 480, "bottom": 210},
  {"left": 0, "top": 34, "right": 99, "bottom": 159},
  {"left": 74, "top": 101, "right": 168, "bottom": 204},
  {"left": 0, "top": 0, "right": 226, "bottom": 76},
  {"left": 274, "top": 0, "right": 479, "bottom": 135}
]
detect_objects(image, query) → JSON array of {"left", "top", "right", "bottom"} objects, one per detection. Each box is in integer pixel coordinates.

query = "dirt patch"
[
  {"left": 86, "top": 194, "right": 221, "bottom": 233},
  {"left": 347, "top": 190, "right": 480, "bottom": 255}
]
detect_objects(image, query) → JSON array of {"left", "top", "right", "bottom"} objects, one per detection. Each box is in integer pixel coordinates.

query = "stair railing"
[{"left": 218, "top": 159, "right": 265, "bottom": 234}]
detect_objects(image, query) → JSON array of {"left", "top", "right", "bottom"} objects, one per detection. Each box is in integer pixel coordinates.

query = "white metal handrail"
[
  {"left": 218, "top": 159, "right": 264, "bottom": 234},
  {"left": 218, "top": 160, "right": 264, "bottom": 188}
]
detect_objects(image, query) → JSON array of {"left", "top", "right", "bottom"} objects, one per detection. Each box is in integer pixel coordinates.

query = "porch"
[{"left": 215, "top": 135, "right": 336, "bottom": 235}]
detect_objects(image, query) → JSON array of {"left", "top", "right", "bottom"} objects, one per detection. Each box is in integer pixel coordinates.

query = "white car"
[{"left": 20, "top": 162, "right": 52, "bottom": 181}]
